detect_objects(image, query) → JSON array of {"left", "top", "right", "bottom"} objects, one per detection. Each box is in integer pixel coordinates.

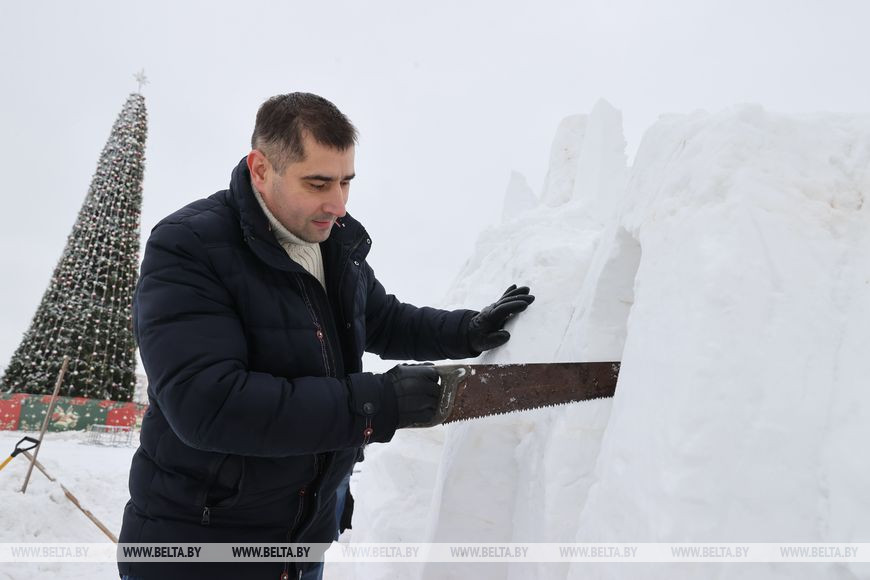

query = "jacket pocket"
[{"left": 199, "top": 454, "right": 246, "bottom": 512}]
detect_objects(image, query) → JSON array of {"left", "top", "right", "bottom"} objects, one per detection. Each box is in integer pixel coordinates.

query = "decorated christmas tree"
[{"left": 1, "top": 91, "right": 147, "bottom": 400}]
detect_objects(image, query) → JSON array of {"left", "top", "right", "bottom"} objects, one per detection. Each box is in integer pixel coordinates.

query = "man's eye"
[{"left": 310, "top": 182, "right": 327, "bottom": 190}]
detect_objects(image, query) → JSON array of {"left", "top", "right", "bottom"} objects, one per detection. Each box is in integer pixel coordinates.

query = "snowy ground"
[
  {"left": 0, "top": 429, "right": 134, "bottom": 579},
  {"left": 0, "top": 427, "right": 376, "bottom": 580}
]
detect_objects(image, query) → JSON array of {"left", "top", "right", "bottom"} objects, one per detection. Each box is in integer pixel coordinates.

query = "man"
[{"left": 118, "top": 93, "right": 534, "bottom": 580}]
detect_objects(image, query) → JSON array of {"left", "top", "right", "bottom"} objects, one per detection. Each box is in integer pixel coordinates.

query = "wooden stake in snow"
[
  {"left": 20, "top": 356, "right": 69, "bottom": 494},
  {"left": 19, "top": 449, "right": 118, "bottom": 543}
]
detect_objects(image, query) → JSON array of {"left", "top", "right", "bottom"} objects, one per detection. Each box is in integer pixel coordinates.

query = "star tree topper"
[{"left": 134, "top": 69, "right": 149, "bottom": 93}]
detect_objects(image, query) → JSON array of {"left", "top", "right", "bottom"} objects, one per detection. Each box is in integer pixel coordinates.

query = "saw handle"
[{"left": 406, "top": 365, "right": 469, "bottom": 428}]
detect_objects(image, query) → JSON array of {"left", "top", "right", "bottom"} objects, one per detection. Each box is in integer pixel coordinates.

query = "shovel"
[{"left": 0, "top": 436, "right": 40, "bottom": 473}]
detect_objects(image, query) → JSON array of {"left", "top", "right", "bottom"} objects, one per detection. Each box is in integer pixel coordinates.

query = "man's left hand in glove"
[{"left": 467, "top": 284, "right": 535, "bottom": 353}]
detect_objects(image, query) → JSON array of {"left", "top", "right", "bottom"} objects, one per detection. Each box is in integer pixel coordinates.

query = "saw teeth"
[
  {"left": 443, "top": 395, "right": 613, "bottom": 424},
  {"left": 439, "top": 361, "right": 619, "bottom": 424}
]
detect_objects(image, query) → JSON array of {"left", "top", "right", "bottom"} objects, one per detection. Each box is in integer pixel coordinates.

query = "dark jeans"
[{"left": 334, "top": 469, "right": 352, "bottom": 539}]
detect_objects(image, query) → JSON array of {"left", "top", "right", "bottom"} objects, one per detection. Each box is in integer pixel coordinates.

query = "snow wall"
[{"left": 339, "top": 101, "right": 870, "bottom": 580}]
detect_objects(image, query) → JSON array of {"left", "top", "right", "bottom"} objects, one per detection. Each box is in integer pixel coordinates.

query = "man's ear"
[{"left": 247, "top": 149, "right": 270, "bottom": 191}]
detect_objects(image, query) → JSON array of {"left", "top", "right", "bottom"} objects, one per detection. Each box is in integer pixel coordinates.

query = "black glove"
[
  {"left": 467, "top": 284, "right": 535, "bottom": 353},
  {"left": 381, "top": 363, "right": 441, "bottom": 429}
]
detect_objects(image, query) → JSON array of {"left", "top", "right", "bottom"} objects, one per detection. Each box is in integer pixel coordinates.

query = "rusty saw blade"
[{"left": 411, "top": 362, "right": 621, "bottom": 427}]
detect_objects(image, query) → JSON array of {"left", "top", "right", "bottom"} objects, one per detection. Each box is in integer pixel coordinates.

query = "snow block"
[{"left": 347, "top": 103, "right": 870, "bottom": 580}]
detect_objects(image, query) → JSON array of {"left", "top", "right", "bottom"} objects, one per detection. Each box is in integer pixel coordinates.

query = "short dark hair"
[{"left": 251, "top": 93, "right": 358, "bottom": 173}]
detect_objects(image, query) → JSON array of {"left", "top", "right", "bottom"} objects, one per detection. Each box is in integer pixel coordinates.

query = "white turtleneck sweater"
[{"left": 252, "top": 184, "right": 327, "bottom": 290}]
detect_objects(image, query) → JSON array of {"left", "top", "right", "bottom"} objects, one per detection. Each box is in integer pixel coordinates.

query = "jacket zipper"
[
  {"left": 281, "top": 487, "right": 307, "bottom": 578},
  {"left": 294, "top": 276, "right": 335, "bottom": 378},
  {"left": 287, "top": 278, "right": 337, "bottom": 577},
  {"left": 200, "top": 454, "right": 232, "bottom": 526},
  {"left": 282, "top": 452, "right": 325, "bottom": 579}
]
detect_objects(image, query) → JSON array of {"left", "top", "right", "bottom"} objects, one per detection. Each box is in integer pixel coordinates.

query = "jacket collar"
[{"left": 227, "top": 157, "right": 371, "bottom": 272}]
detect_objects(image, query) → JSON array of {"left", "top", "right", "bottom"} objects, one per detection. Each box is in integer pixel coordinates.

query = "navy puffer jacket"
[{"left": 118, "top": 158, "right": 477, "bottom": 579}]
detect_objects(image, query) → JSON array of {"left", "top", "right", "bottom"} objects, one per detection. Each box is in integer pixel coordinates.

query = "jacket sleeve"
[
  {"left": 363, "top": 263, "right": 479, "bottom": 361},
  {"left": 134, "top": 221, "right": 398, "bottom": 457}
]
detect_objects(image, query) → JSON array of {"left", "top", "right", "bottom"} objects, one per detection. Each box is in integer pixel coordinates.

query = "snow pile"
[{"left": 343, "top": 102, "right": 870, "bottom": 579}]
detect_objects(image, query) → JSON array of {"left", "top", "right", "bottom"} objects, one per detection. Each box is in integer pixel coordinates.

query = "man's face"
[{"left": 249, "top": 132, "right": 355, "bottom": 244}]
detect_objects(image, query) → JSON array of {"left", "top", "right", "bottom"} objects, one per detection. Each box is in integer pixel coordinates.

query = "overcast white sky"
[{"left": 1, "top": 0, "right": 868, "bottom": 375}]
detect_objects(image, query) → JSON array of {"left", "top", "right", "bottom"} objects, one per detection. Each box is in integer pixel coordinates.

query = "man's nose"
[{"left": 322, "top": 182, "right": 347, "bottom": 217}]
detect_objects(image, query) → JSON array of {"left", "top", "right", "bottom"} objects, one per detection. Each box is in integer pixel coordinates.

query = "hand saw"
[{"left": 411, "top": 362, "right": 620, "bottom": 427}]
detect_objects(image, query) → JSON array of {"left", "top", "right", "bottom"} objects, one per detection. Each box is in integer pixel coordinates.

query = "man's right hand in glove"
[{"left": 380, "top": 363, "right": 441, "bottom": 428}]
